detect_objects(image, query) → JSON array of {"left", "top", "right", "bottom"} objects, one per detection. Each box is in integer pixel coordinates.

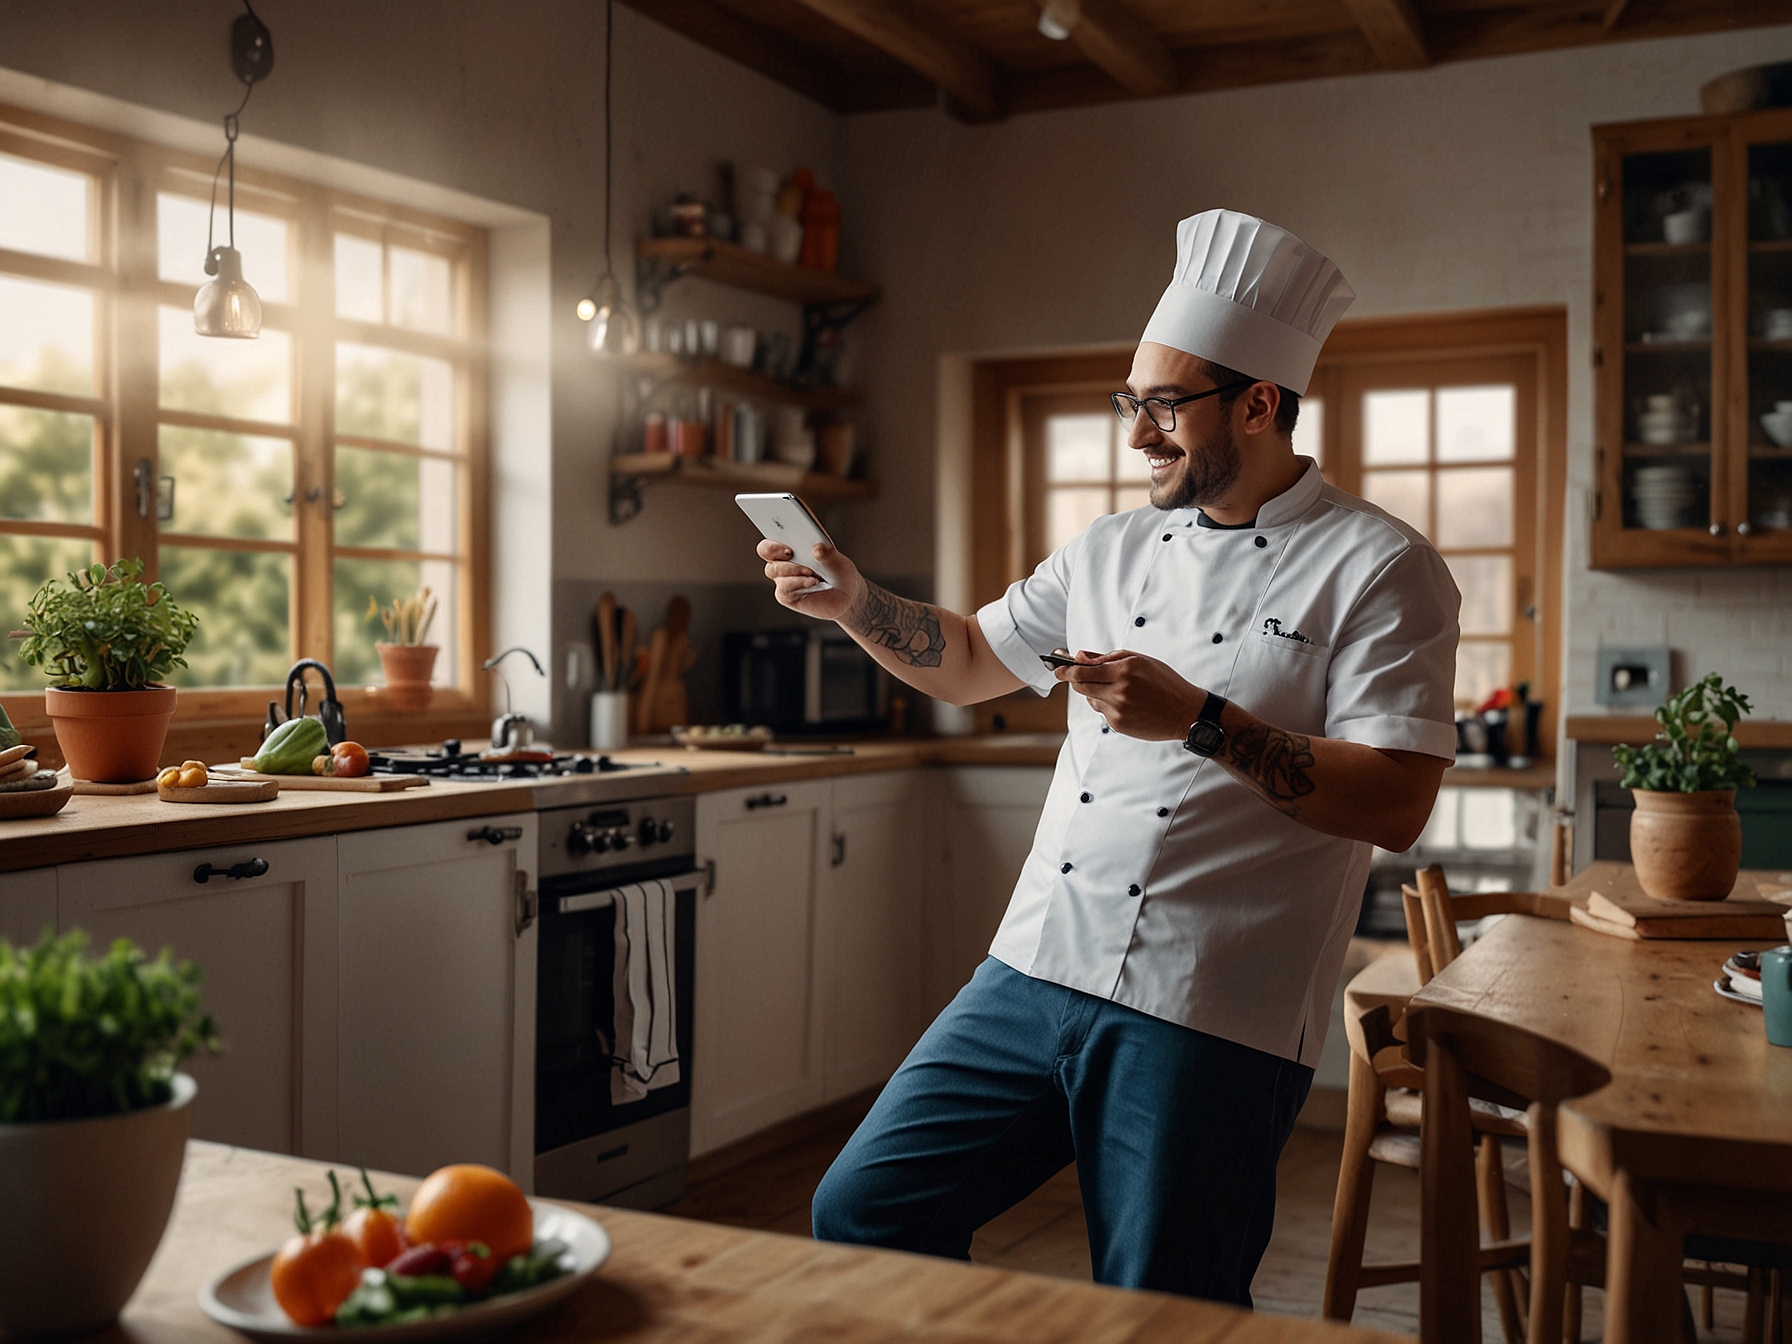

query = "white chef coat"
[{"left": 975, "top": 459, "right": 1459, "bottom": 1067}]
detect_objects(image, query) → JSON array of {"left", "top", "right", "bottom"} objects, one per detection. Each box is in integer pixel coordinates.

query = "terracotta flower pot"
[
  {"left": 1630, "top": 788, "right": 1741, "bottom": 902},
  {"left": 377, "top": 642, "right": 439, "bottom": 713},
  {"left": 45, "top": 684, "right": 178, "bottom": 783},
  {"left": 0, "top": 1073, "right": 194, "bottom": 1335}
]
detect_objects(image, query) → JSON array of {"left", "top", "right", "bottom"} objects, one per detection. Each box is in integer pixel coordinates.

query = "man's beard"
[{"left": 1151, "top": 417, "right": 1242, "bottom": 511}]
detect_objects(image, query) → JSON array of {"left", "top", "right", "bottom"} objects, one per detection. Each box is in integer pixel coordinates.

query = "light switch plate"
[{"left": 1595, "top": 646, "right": 1670, "bottom": 708}]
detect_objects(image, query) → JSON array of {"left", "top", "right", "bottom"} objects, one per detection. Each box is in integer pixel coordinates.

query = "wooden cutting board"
[
  {"left": 159, "top": 777, "right": 280, "bottom": 804},
  {"left": 72, "top": 777, "right": 159, "bottom": 795},
  {"left": 1571, "top": 880, "right": 1791, "bottom": 940},
  {"left": 229, "top": 763, "right": 431, "bottom": 792}
]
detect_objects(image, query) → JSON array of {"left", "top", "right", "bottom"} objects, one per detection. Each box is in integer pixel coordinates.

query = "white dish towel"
[{"left": 611, "top": 879, "right": 681, "bottom": 1105}]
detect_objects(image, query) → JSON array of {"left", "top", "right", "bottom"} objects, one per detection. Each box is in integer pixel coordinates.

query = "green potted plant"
[
  {"left": 10, "top": 558, "right": 200, "bottom": 782},
  {"left": 369, "top": 585, "right": 438, "bottom": 712},
  {"left": 1613, "top": 673, "right": 1756, "bottom": 901},
  {"left": 0, "top": 930, "right": 219, "bottom": 1335}
]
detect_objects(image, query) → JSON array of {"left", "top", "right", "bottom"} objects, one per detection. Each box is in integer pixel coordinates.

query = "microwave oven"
[{"left": 723, "top": 628, "right": 888, "bottom": 735}]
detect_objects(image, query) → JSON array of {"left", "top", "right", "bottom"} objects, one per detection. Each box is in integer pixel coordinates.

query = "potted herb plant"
[
  {"left": 0, "top": 930, "right": 219, "bottom": 1335},
  {"left": 1613, "top": 673, "right": 1756, "bottom": 902},
  {"left": 370, "top": 586, "right": 438, "bottom": 712},
  {"left": 10, "top": 558, "right": 199, "bottom": 782}
]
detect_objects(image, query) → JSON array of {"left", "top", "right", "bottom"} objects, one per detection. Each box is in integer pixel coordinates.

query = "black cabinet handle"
[
  {"left": 194, "top": 858, "right": 269, "bottom": 884},
  {"left": 745, "top": 793, "right": 788, "bottom": 811},
  {"left": 469, "top": 825, "right": 525, "bottom": 846}
]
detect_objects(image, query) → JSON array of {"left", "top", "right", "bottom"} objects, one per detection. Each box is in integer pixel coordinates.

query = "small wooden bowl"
[{"left": 0, "top": 778, "right": 74, "bottom": 820}]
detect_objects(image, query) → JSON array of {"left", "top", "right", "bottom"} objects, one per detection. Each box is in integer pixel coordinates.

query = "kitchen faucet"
[{"left": 483, "top": 646, "right": 545, "bottom": 750}]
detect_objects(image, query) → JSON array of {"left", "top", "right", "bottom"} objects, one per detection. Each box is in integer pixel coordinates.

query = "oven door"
[{"left": 534, "top": 869, "right": 697, "bottom": 1200}]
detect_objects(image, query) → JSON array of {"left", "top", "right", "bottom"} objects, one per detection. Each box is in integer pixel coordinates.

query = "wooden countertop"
[
  {"left": 1564, "top": 715, "right": 1792, "bottom": 749},
  {"left": 0, "top": 737, "right": 1064, "bottom": 873},
  {"left": 137, "top": 1141, "right": 1408, "bottom": 1344}
]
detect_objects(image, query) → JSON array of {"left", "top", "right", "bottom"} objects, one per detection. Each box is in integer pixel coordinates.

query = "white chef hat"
[{"left": 1140, "top": 210, "right": 1354, "bottom": 396}]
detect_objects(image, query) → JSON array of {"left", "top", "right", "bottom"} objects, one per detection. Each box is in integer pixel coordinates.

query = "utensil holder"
[{"left": 590, "top": 691, "right": 630, "bottom": 751}]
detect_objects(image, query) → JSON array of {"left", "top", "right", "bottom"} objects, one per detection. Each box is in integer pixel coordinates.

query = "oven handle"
[{"left": 554, "top": 869, "right": 708, "bottom": 916}]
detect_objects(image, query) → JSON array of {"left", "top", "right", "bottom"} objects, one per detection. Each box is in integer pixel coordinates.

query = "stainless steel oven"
[{"left": 533, "top": 794, "right": 700, "bottom": 1209}]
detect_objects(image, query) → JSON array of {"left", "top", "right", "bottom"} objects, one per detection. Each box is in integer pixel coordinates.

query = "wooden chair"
[
  {"left": 1323, "top": 865, "right": 1545, "bottom": 1342},
  {"left": 1408, "top": 998, "right": 1612, "bottom": 1344}
]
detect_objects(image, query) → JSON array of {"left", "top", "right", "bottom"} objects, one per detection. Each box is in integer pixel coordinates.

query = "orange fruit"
[{"left": 404, "top": 1164, "right": 533, "bottom": 1262}]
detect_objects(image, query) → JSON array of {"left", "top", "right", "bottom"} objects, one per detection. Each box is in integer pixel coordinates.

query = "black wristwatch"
[{"left": 1183, "top": 691, "right": 1228, "bottom": 758}]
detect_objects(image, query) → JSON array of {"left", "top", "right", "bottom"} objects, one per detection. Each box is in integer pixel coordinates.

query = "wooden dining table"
[
  {"left": 108, "top": 1141, "right": 1410, "bottom": 1344},
  {"left": 1410, "top": 862, "right": 1792, "bottom": 1344}
]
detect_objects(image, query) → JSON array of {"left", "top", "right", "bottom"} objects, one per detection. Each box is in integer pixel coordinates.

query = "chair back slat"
[
  {"left": 1416, "top": 865, "right": 1464, "bottom": 975},
  {"left": 1401, "top": 884, "right": 1435, "bottom": 984}
]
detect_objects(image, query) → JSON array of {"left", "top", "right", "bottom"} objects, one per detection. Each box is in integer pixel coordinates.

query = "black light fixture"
[
  {"left": 576, "top": 0, "right": 639, "bottom": 357},
  {"left": 195, "top": 1, "right": 275, "bottom": 339}
]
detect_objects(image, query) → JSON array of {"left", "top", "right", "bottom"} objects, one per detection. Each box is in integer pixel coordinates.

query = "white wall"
[{"left": 835, "top": 25, "right": 1792, "bottom": 722}]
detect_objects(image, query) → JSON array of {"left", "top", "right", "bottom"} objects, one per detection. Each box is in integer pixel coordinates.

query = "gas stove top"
[{"left": 367, "top": 740, "right": 657, "bottom": 781}]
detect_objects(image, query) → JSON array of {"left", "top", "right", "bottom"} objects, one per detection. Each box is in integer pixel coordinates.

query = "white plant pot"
[{"left": 0, "top": 1072, "right": 195, "bottom": 1335}]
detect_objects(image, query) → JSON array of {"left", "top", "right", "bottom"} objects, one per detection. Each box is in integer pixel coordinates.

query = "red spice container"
[
  {"left": 800, "top": 190, "right": 840, "bottom": 272},
  {"left": 642, "top": 412, "right": 669, "bottom": 455}
]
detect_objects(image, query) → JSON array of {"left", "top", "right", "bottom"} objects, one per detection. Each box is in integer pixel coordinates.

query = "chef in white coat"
[{"left": 755, "top": 209, "right": 1460, "bottom": 1304}]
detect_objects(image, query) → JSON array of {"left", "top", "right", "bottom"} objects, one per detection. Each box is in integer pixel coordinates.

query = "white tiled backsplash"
[{"left": 1564, "top": 491, "right": 1792, "bottom": 719}]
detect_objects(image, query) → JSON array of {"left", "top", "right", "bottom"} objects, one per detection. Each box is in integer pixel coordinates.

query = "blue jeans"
[{"left": 812, "top": 957, "right": 1313, "bottom": 1305}]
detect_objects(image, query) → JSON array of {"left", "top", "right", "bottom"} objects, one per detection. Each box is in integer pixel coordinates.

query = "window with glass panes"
[{"left": 0, "top": 104, "right": 486, "bottom": 703}]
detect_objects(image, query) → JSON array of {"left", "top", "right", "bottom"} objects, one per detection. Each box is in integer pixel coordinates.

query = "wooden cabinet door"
[
  {"left": 927, "top": 766, "right": 1053, "bottom": 1016},
  {"left": 691, "top": 781, "right": 827, "bottom": 1156},
  {"left": 0, "top": 867, "right": 57, "bottom": 948},
  {"left": 821, "top": 770, "right": 927, "bottom": 1100},
  {"left": 56, "top": 837, "right": 338, "bottom": 1157},
  {"left": 334, "top": 814, "right": 537, "bottom": 1184}
]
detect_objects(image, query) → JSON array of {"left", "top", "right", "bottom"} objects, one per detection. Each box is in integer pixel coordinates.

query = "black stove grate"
[{"left": 367, "top": 741, "right": 648, "bottom": 780}]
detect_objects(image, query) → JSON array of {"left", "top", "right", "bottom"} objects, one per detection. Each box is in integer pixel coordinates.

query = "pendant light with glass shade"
[
  {"left": 195, "top": 1, "right": 275, "bottom": 339},
  {"left": 577, "top": 0, "right": 639, "bottom": 357}
]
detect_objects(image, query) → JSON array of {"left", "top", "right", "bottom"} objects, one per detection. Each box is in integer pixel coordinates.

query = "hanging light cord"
[
  {"left": 204, "top": 80, "right": 255, "bottom": 262},
  {"left": 602, "top": 0, "right": 616, "bottom": 284}
]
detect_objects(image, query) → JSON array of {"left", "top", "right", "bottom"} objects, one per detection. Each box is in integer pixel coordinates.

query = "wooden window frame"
[
  {"left": 967, "top": 308, "right": 1567, "bottom": 750},
  {"left": 0, "top": 102, "right": 492, "bottom": 765}
]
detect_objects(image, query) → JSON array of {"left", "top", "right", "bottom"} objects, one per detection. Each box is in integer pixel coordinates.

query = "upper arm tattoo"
[
  {"left": 847, "top": 583, "right": 946, "bottom": 668},
  {"left": 1220, "top": 720, "right": 1318, "bottom": 819}
]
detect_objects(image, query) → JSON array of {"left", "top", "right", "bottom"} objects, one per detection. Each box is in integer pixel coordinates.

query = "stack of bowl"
[{"left": 1632, "top": 465, "right": 1703, "bottom": 530}]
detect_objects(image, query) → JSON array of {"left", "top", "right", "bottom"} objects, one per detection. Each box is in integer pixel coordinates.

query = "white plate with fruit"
[{"left": 200, "top": 1165, "right": 609, "bottom": 1341}]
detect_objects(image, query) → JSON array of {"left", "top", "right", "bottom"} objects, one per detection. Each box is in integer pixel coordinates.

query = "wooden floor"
[{"left": 664, "top": 1096, "right": 1763, "bottom": 1342}]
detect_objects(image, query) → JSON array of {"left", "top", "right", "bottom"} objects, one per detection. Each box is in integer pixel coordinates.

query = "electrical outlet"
[{"left": 1595, "top": 646, "right": 1670, "bottom": 708}]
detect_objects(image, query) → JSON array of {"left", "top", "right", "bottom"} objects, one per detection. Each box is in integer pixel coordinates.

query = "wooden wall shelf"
[
  {"left": 1565, "top": 715, "right": 1792, "bottom": 749},
  {"left": 608, "top": 454, "right": 875, "bottom": 518},
  {"left": 636, "top": 238, "right": 880, "bottom": 309},
  {"left": 616, "top": 353, "right": 862, "bottom": 411}
]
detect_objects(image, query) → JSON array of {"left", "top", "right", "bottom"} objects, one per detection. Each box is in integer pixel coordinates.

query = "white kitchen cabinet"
[
  {"left": 691, "top": 780, "right": 829, "bottom": 1157},
  {"left": 334, "top": 814, "right": 537, "bottom": 1185},
  {"left": 0, "top": 866, "right": 57, "bottom": 948},
  {"left": 56, "top": 837, "right": 338, "bottom": 1157},
  {"left": 927, "top": 766, "right": 1054, "bottom": 1016},
  {"left": 820, "top": 770, "right": 928, "bottom": 1100}
]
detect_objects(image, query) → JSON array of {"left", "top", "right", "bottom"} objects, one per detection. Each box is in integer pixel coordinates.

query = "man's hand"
[
  {"left": 758, "top": 539, "right": 865, "bottom": 622},
  {"left": 1056, "top": 650, "right": 1205, "bottom": 741}
]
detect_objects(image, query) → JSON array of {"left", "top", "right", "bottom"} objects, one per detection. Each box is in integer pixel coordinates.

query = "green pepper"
[
  {"left": 252, "top": 716, "right": 329, "bottom": 774},
  {"left": 387, "top": 1274, "right": 468, "bottom": 1308}
]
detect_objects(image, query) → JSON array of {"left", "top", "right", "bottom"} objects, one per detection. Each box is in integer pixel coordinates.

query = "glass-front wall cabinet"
[{"left": 1594, "top": 108, "right": 1792, "bottom": 566}]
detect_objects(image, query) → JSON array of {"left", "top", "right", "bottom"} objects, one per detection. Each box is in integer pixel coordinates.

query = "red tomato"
[
  {"left": 443, "top": 1239, "right": 500, "bottom": 1296},
  {"left": 330, "top": 741, "right": 371, "bottom": 777},
  {"left": 386, "top": 1243, "right": 452, "bottom": 1277},
  {"left": 342, "top": 1204, "right": 407, "bottom": 1269},
  {"left": 269, "top": 1229, "right": 365, "bottom": 1327}
]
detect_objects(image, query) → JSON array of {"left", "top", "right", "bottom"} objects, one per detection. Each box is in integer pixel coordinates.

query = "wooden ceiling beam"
[
  {"left": 1601, "top": 0, "right": 1632, "bottom": 31},
  {"left": 785, "top": 0, "right": 1004, "bottom": 119},
  {"left": 1065, "top": 0, "right": 1176, "bottom": 98},
  {"left": 1337, "top": 0, "right": 1429, "bottom": 69},
  {"left": 617, "top": 0, "right": 849, "bottom": 109}
]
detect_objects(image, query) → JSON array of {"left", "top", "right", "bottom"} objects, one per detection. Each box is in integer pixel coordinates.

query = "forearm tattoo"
[
  {"left": 846, "top": 583, "right": 947, "bottom": 668},
  {"left": 1221, "top": 720, "right": 1318, "bottom": 819}
]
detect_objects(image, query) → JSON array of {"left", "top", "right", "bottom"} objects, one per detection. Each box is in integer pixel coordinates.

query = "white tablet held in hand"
[{"left": 736, "top": 492, "right": 839, "bottom": 591}]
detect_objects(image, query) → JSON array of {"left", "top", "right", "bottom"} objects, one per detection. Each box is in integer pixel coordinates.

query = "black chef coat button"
[
  {"left": 1254, "top": 535, "right": 1268, "bottom": 548},
  {"left": 1161, "top": 533, "right": 1171, "bottom": 542},
  {"left": 1080, "top": 791, "right": 1093, "bottom": 803},
  {"left": 1157, "top": 807, "right": 1170, "bottom": 817},
  {"left": 1212, "top": 632, "right": 1223, "bottom": 644},
  {"left": 1061, "top": 862, "right": 1073, "bottom": 874},
  {"left": 1100, "top": 724, "right": 1110, "bottom": 734},
  {"left": 1133, "top": 616, "right": 1145, "bottom": 627},
  {"left": 1128, "top": 884, "right": 1142, "bottom": 897}
]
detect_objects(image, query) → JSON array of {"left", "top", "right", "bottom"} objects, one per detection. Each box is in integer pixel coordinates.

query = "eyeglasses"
[{"left": 1110, "top": 381, "right": 1253, "bottom": 432}]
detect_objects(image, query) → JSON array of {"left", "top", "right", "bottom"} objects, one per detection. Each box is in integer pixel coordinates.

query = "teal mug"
[{"left": 1764, "top": 946, "right": 1792, "bottom": 1048}]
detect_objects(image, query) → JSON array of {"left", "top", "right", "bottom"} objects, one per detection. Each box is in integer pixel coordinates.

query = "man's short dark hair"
[{"left": 1199, "top": 359, "right": 1301, "bottom": 438}]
